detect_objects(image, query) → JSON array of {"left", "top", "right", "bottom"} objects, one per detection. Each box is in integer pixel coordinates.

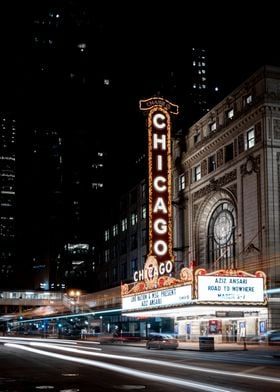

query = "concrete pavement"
[{"left": 101, "top": 337, "right": 280, "bottom": 358}]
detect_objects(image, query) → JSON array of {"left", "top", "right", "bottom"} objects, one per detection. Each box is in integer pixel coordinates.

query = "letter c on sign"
[
  {"left": 153, "top": 113, "right": 166, "bottom": 130},
  {"left": 154, "top": 176, "right": 166, "bottom": 192}
]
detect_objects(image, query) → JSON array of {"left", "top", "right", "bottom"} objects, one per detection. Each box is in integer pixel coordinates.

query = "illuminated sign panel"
[
  {"left": 197, "top": 276, "right": 264, "bottom": 303},
  {"left": 122, "top": 285, "right": 192, "bottom": 312},
  {"left": 137, "top": 97, "right": 178, "bottom": 283},
  {"left": 148, "top": 107, "right": 173, "bottom": 265}
]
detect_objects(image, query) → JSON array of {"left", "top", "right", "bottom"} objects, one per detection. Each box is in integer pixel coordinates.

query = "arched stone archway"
[{"left": 193, "top": 189, "right": 237, "bottom": 269}]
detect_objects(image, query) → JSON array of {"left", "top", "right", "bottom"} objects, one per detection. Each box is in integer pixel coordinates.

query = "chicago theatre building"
[{"left": 121, "top": 65, "right": 280, "bottom": 342}]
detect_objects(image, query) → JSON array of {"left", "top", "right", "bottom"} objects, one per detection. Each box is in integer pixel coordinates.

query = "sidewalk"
[{"left": 106, "top": 338, "right": 280, "bottom": 357}]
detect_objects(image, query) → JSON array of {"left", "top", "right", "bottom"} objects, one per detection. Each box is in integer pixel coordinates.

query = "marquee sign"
[
  {"left": 122, "top": 284, "right": 192, "bottom": 312},
  {"left": 195, "top": 268, "right": 267, "bottom": 305},
  {"left": 138, "top": 97, "right": 179, "bottom": 287}
]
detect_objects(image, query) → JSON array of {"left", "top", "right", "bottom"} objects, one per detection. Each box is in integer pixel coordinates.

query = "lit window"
[
  {"left": 92, "top": 182, "right": 103, "bottom": 189},
  {"left": 194, "top": 165, "right": 201, "bottom": 182},
  {"left": 141, "top": 183, "right": 146, "bottom": 200},
  {"left": 245, "top": 94, "right": 252, "bottom": 105},
  {"left": 78, "top": 43, "right": 87, "bottom": 52},
  {"left": 104, "top": 229, "right": 110, "bottom": 241},
  {"left": 227, "top": 108, "right": 234, "bottom": 119},
  {"left": 131, "top": 212, "right": 138, "bottom": 226},
  {"left": 208, "top": 155, "right": 216, "bottom": 173},
  {"left": 194, "top": 131, "right": 201, "bottom": 144},
  {"left": 141, "top": 205, "right": 146, "bottom": 219},
  {"left": 113, "top": 224, "right": 118, "bottom": 237},
  {"left": 245, "top": 128, "right": 255, "bottom": 150},
  {"left": 105, "top": 249, "right": 110, "bottom": 262},
  {"left": 92, "top": 163, "right": 103, "bottom": 169},
  {"left": 121, "top": 218, "right": 127, "bottom": 231},
  {"left": 210, "top": 122, "right": 217, "bottom": 132},
  {"left": 179, "top": 174, "right": 185, "bottom": 191}
]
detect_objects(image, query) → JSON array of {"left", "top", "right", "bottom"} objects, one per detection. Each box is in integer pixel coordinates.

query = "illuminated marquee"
[
  {"left": 136, "top": 97, "right": 178, "bottom": 286},
  {"left": 195, "top": 268, "right": 267, "bottom": 305},
  {"left": 122, "top": 285, "right": 192, "bottom": 312}
]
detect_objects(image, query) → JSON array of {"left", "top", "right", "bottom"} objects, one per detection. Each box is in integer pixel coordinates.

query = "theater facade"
[{"left": 121, "top": 67, "right": 280, "bottom": 341}]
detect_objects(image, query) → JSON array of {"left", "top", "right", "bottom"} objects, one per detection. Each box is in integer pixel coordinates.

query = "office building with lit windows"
[
  {"left": 95, "top": 179, "right": 148, "bottom": 291},
  {"left": 0, "top": 113, "right": 17, "bottom": 288},
  {"left": 16, "top": 1, "right": 112, "bottom": 291}
]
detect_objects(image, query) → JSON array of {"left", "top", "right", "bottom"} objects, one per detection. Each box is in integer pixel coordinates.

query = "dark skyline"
[
  {"left": 1, "top": 0, "right": 280, "bottom": 292},
  {"left": 1, "top": 1, "right": 280, "bottom": 128}
]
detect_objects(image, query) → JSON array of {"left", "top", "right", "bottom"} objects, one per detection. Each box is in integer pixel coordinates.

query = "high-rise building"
[
  {"left": 190, "top": 48, "right": 209, "bottom": 119},
  {"left": 0, "top": 113, "right": 17, "bottom": 288},
  {"left": 29, "top": 126, "right": 64, "bottom": 291},
  {"left": 17, "top": 1, "right": 111, "bottom": 291}
]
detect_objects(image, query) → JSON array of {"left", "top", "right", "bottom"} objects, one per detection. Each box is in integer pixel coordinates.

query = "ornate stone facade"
[{"left": 172, "top": 65, "right": 280, "bottom": 329}]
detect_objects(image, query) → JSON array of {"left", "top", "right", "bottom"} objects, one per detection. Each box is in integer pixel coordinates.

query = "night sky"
[
  {"left": 1, "top": 2, "right": 280, "bottom": 163},
  {"left": 1, "top": 2, "right": 280, "bottom": 117},
  {"left": 1, "top": 1, "right": 280, "bottom": 290}
]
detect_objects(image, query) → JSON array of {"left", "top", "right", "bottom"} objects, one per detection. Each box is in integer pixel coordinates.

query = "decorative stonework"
[
  {"left": 227, "top": 184, "right": 237, "bottom": 199},
  {"left": 193, "top": 169, "right": 237, "bottom": 201},
  {"left": 240, "top": 155, "right": 260, "bottom": 176},
  {"left": 273, "top": 119, "right": 280, "bottom": 140},
  {"left": 217, "top": 148, "right": 224, "bottom": 167},
  {"left": 193, "top": 203, "right": 199, "bottom": 221},
  {"left": 255, "top": 121, "right": 262, "bottom": 144},
  {"left": 238, "top": 134, "right": 244, "bottom": 154},
  {"left": 121, "top": 266, "right": 193, "bottom": 296},
  {"left": 201, "top": 159, "right": 207, "bottom": 177},
  {"left": 267, "top": 81, "right": 280, "bottom": 99}
]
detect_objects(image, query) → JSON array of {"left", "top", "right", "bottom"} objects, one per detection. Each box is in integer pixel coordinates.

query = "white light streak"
[
  {"left": 4, "top": 341, "right": 280, "bottom": 386},
  {"left": 4, "top": 343, "right": 242, "bottom": 392}
]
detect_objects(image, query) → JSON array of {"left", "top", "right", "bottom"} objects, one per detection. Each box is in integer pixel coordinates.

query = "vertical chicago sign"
[
  {"left": 138, "top": 97, "right": 179, "bottom": 286},
  {"left": 121, "top": 97, "right": 193, "bottom": 311}
]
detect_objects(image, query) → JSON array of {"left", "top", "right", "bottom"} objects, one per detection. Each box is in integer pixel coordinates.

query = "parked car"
[
  {"left": 268, "top": 330, "right": 280, "bottom": 346},
  {"left": 248, "top": 329, "right": 280, "bottom": 345},
  {"left": 146, "top": 333, "right": 178, "bottom": 350}
]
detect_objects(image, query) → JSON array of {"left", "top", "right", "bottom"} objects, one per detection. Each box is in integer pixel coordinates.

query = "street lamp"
[
  {"left": 68, "top": 290, "right": 81, "bottom": 313},
  {"left": 99, "top": 316, "right": 103, "bottom": 333}
]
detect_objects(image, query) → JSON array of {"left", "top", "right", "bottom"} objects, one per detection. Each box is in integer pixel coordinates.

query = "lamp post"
[
  {"left": 99, "top": 316, "right": 103, "bottom": 333},
  {"left": 69, "top": 290, "right": 81, "bottom": 313}
]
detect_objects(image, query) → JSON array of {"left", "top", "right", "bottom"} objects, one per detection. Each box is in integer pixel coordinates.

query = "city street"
[{"left": 0, "top": 336, "right": 279, "bottom": 391}]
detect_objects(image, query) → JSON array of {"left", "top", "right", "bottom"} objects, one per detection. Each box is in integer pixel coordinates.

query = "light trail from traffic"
[
  {"left": 4, "top": 339, "right": 280, "bottom": 391},
  {"left": 4, "top": 342, "right": 243, "bottom": 392}
]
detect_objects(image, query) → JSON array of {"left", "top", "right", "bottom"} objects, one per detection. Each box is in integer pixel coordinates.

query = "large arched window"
[{"left": 208, "top": 202, "right": 236, "bottom": 269}]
